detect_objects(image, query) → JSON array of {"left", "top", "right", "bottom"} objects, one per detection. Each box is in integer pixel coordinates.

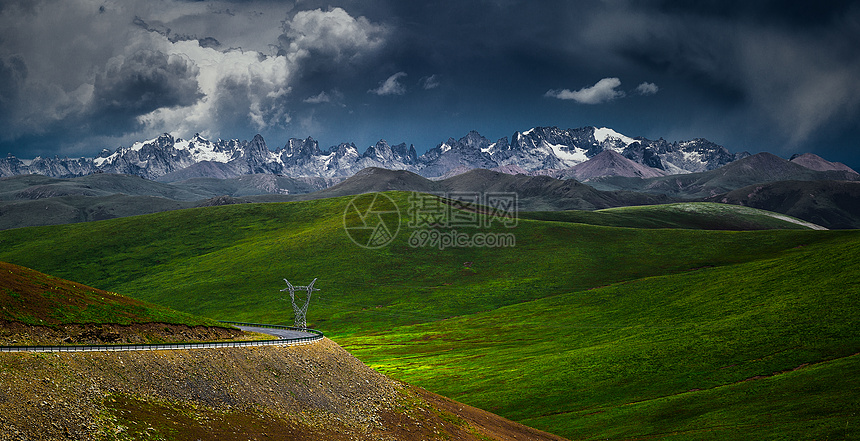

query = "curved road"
[{"left": 234, "top": 325, "right": 317, "bottom": 340}]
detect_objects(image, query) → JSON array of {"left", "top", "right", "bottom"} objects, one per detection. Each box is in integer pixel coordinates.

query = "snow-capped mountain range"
[{"left": 0, "top": 126, "right": 749, "bottom": 181}]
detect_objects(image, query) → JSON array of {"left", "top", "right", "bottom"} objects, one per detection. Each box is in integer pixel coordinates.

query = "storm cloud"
[
  {"left": 580, "top": 0, "right": 860, "bottom": 149},
  {"left": 0, "top": 55, "right": 27, "bottom": 120},
  {"left": 90, "top": 50, "right": 202, "bottom": 130},
  {"left": 0, "top": 0, "right": 858, "bottom": 168}
]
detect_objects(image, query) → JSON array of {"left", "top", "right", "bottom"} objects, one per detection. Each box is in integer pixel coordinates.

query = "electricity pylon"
[{"left": 280, "top": 278, "right": 319, "bottom": 329}]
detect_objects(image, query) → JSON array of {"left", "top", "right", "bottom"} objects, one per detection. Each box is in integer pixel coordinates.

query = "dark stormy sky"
[{"left": 1, "top": 0, "right": 859, "bottom": 168}]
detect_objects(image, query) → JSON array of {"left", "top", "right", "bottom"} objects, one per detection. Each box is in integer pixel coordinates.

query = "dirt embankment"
[
  {"left": 0, "top": 321, "right": 249, "bottom": 345},
  {"left": 0, "top": 338, "right": 567, "bottom": 441}
]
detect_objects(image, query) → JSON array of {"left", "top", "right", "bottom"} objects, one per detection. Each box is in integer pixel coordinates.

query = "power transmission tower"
[{"left": 280, "top": 278, "right": 319, "bottom": 329}]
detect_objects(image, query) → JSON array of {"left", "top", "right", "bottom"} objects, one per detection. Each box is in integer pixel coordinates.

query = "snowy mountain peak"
[
  {"left": 189, "top": 133, "right": 209, "bottom": 144},
  {"left": 593, "top": 127, "right": 636, "bottom": 146},
  {"left": 2, "top": 125, "right": 751, "bottom": 180}
]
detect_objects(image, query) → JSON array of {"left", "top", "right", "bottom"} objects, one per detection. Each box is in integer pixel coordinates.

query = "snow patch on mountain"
[
  {"left": 546, "top": 141, "right": 588, "bottom": 163},
  {"left": 593, "top": 127, "right": 636, "bottom": 146}
]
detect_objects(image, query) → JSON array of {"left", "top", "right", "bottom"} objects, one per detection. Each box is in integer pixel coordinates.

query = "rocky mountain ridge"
[{"left": 1, "top": 126, "right": 755, "bottom": 180}]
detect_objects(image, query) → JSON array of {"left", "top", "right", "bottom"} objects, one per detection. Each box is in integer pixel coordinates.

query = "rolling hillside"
[
  {"left": 708, "top": 180, "right": 860, "bottom": 229},
  {"left": 0, "top": 195, "right": 829, "bottom": 332},
  {"left": 341, "top": 230, "right": 860, "bottom": 439},
  {"left": 4, "top": 159, "right": 859, "bottom": 231},
  {"left": 0, "top": 261, "right": 220, "bottom": 327},
  {"left": 589, "top": 152, "right": 860, "bottom": 198},
  {"left": 0, "top": 194, "right": 856, "bottom": 439},
  {"left": 0, "top": 173, "right": 331, "bottom": 230},
  {"left": 520, "top": 202, "right": 825, "bottom": 230}
]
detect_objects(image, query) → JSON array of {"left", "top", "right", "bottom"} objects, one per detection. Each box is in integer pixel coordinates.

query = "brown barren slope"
[
  {"left": 0, "top": 338, "right": 568, "bottom": 441},
  {"left": 0, "top": 261, "right": 244, "bottom": 344}
]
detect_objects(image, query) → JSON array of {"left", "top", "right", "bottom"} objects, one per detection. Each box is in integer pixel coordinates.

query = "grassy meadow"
[{"left": 0, "top": 192, "right": 856, "bottom": 439}]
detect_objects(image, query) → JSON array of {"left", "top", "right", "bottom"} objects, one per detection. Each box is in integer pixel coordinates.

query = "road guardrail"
[{"left": 0, "top": 322, "right": 324, "bottom": 353}]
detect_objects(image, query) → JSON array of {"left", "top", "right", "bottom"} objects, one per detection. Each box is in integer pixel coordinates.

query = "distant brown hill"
[
  {"left": 298, "top": 167, "right": 672, "bottom": 210},
  {"left": 708, "top": 180, "right": 860, "bottom": 229},
  {"left": 560, "top": 150, "right": 668, "bottom": 180},
  {"left": 589, "top": 152, "right": 860, "bottom": 198},
  {"left": 790, "top": 152, "right": 859, "bottom": 174}
]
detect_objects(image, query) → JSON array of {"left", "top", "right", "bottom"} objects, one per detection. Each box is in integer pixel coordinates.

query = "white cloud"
[
  {"left": 304, "top": 91, "right": 331, "bottom": 104},
  {"left": 635, "top": 82, "right": 659, "bottom": 95},
  {"left": 281, "top": 7, "right": 387, "bottom": 63},
  {"left": 421, "top": 74, "right": 440, "bottom": 90},
  {"left": 139, "top": 6, "right": 389, "bottom": 137},
  {"left": 545, "top": 77, "right": 624, "bottom": 104},
  {"left": 137, "top": 38, "right": 293, "bottom": 135},
  {"left": 369, "top": 72, "right": 407, "bottom": 96}
]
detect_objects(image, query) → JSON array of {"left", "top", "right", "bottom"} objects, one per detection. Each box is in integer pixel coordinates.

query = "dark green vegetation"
[
  {"left": 0, "top": 193, "right": 856, "bottom": 439},
  {"left": 0, "top": 261, "right": 221, "bottom": 327},
  {"left": 345, "top": 231, "right": 860, "bottom": 439}
]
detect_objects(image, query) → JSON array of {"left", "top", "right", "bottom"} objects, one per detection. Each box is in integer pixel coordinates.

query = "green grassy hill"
[
  {"left": 341, "top": 230, "right": 860, "bottom": 439},
  {"left": 0, "top": 195, "right": 827, "bottom": 332},
  {"left": 0, "top": 193, "right": 856, "bottom": 438},
  {"left": 521, "top": 202, "right": 824, "bottom": 230}
]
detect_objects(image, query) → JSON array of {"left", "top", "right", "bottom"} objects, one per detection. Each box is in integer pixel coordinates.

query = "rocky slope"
[
  {"left": 0, "top": 261, "right": 567, "bottom": 440},
  {"left": 0, "top": 339, "right": 568, "bottom": 441}
]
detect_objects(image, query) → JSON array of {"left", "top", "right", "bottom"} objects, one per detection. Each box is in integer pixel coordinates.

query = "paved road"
[{"left": 234, "top": 325, "right": 318, "bottom": 340}]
